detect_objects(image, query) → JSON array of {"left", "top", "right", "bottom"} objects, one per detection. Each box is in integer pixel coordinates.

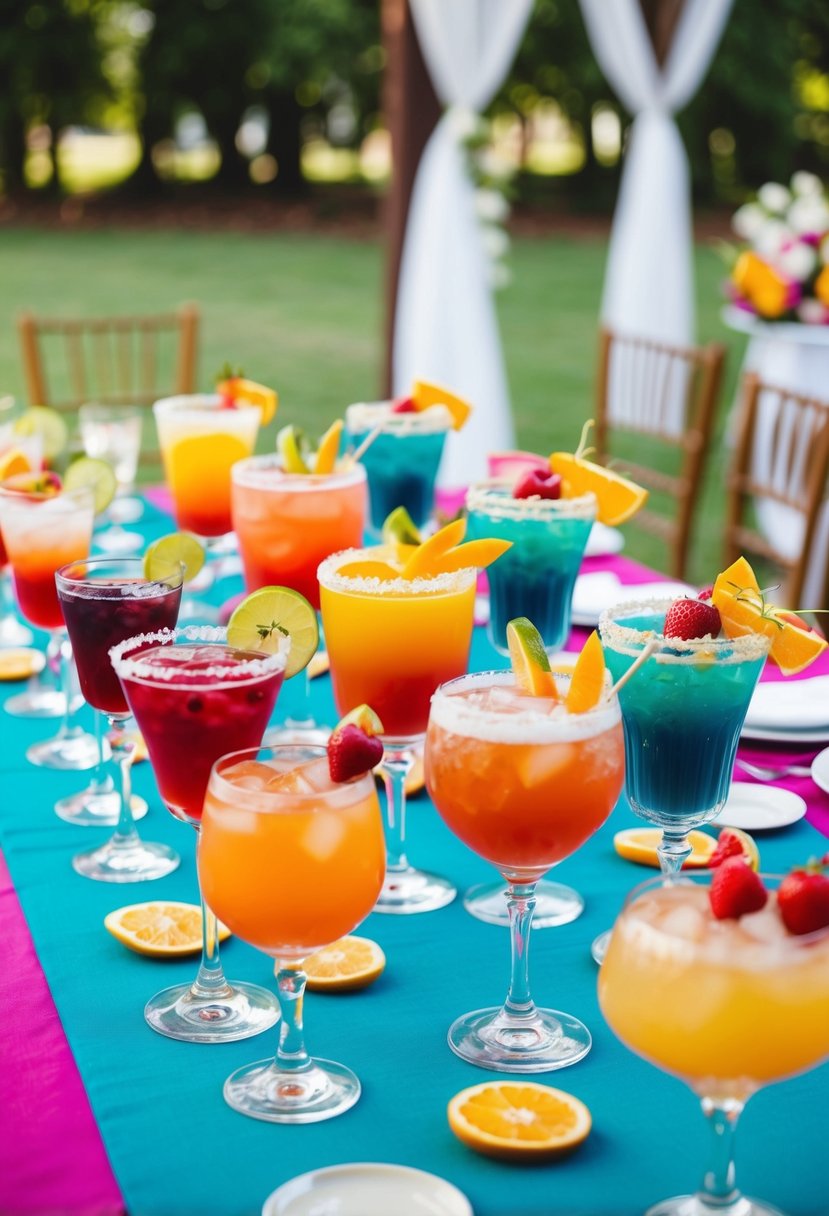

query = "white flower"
[
  {"left": 487, "top": 261, "right": 512, "bottom": 291},
  {"left": 797, "top": 298, "right": 828, "bottom": 325},
  {"left": 481, "top": 224, "right": 510, "bottom": 260},
  {"left": 787, "top": 195, "right": 829, "bottom": 236},
  {"left": 754, "top": 219, "right": 792, "bottom": 261},
  {"left": 475, "top": 187, "right": 509, "bottom": 224},
  {"left": 758, "top": 182, "right": 791, "bottom": 214},
  {"left": 820, "top": 234, "right": 829, "bottom": 265},
  {"left": 476, "top": 147, "right": 513, "bottom": 184},
  {"left": 791, "top": 171, "right": 824, "bottom": 198},
  {"left": 732, "top": 203, "right": 766, "bottom": 241},
  {"left": 777, "top": 240, "right": 817, "bottom": 282}
]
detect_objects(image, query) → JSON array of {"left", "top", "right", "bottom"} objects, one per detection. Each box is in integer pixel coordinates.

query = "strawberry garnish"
[
  {"left": 778, "top": 861, "right": 829, "bottom": 935},
  {"left": 709, "top": 857, "right": 768, "bottom": 919},
  {"left": 663, "top": 597, "right": 721, "bottom": 641},
  {"left": 709, "top": 829, "right": 750, "bottom": 869},
  {"left": 391, "top": 396, "right": 417, "bottom": 414},
  {"left": 698, "top": 585, "right": 714, "bottom": 602},
  {"left": 513, "top": 469, "right": 562, "bottom": 501},
  {"left": 327, "top": 703, "right": 384, "bottom": 783}
]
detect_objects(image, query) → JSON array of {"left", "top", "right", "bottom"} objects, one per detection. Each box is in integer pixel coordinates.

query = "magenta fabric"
[
  {"left": 0, "top": 852, "right": 123, "bottom": 1216},
  {"left": 141, "top": 485, "right": 173, "bottom": 515}
]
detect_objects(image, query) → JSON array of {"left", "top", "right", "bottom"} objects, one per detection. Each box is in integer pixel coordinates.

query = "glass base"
[
  {"left": 0, "top": 615, "right": 33, "bottom": 647},
  {"left": 263, "top": 723, "right": 331, "bottom": 747},
  {"left": 94, "top": 527, "right": 143, "bottom": 554},
  {"left": 72, "top": 837, "right": 180, "bottom": 883},
  {"left": 224, "top": 1057, "right": 361, "bottom": 1124},
  {"left": 448, "top": 1005, "right": 592, "bottom": 1073},
  {"left": 55, "top": 789, "right": 148, "bottom": 826},
  {"left": 646, "top": 1196, "right": 785, "bottom": 1216},
  {"left": 591, "top": 929, "right": 612, "bottom": 965},
  {"left": 144, "top": 980, "right": 279, "bottom": 1044},
  {"left": 27, "top": 729, "right": 99, "bottom": 770},
  {"left": 464, "top": 879, "right": 584, "bottom": 929},
  {"left": 374, "top": 866, "right": 456, "bottom": 915},
  {"left": 5, "top": 685, "right": 65, "bottom": 718}
]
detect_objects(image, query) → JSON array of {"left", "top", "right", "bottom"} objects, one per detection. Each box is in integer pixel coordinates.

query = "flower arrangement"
[
  {"left": 727, "top": 172, "right": 829, "bottom": 323},
  {"left": 450, "top": 107, "right": 515, "bottom": 291}
]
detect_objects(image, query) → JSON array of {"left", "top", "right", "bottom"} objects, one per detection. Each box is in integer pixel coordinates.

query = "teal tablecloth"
[{"left": 1, "top": 498, "right": 827, "bottom": 1216}]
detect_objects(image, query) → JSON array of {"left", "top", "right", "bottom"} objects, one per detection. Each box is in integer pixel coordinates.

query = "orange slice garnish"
[
  {"left": 549, "top": 451, "right": 647, "bottom": 525},
  {"left": 217, "top": 377, "right": 278, "bottom": 425},
  {"left": 613, "top": 827, "right": 716, "bottom": 869},
  {"left": 565, "top": 630, "right": 606, "bottom": 713},
  {"left": 411, "top": 379, "right": 472, "bottom": 431},
  {"left": 429, "top": 537, "right": 512, "bottom": 575},
  {"left": 448, "top": 1082, "right": 591, "bottom": 1161},
  {"left": 0, "top": 447, "right": 34, "bottom": 481},
  {"left": 313, "top": 419, "right": 344, "bottom": 475},
  {"left": 400, "top": 518, "right": 467, "bottom": 579},
  {"left": 304, "top": 935, "right": 385, "bottom": 991}
]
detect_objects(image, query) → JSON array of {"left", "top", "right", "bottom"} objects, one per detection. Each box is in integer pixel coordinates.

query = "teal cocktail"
[
  {"left": 346, "top": 401, "right": 451, "bottom": 537},
  {"left": 466, "top": 483, "right": 596, "bottom": 656}
]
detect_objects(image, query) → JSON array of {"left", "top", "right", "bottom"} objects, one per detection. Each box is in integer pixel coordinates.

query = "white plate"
[
  {"left": 740, "top": 723, "right": 829, "bottom": 745},
  {"left": 262, "top": 1164, "right": 474, "bottom": 1216},
  {"left": 711, "top": 782, "right": 807, "bottom": 831},
  {"left": 570, "top": 573, "right": 695, "bottom": 628},
  {"left": 584, "top": 522, "right": 625, "bottom": 558},
  {"left": 811, "top": 747, "right": 829, "bottom": 796},
  {"left": 743, "top": 676, "right": 829, "bottom": 734}
]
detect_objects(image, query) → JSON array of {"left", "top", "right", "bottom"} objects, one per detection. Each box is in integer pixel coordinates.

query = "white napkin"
[
  {"left": 571, "top": 573, "right": 694, "bottom": 625},
  {"left": 744, "top": 676, "right": 829, "bottom": 732},
  {"left": 585, "top": 522, "right": 625, "bottom": 558}
]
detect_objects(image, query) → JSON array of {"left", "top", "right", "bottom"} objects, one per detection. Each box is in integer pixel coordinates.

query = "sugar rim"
[
  {"left": 109, "top": 624, "right": 289, "bottom": 686},
  {"left": 429, "top": 669, "right": 621, "bottom": 744},
  {"left": 466, "top": 480, "right": 597, "bottom": 522},
  {"left": 0, "top": 483, "right": 94, "bottom": 509},
  {"left": 152, "top": 393, "right": 261, "bottom": 420},
  {"left": 317, "top": 547, "right": 478, "bottom": 597},
  {"left": 207, "top": 743, "right": 375, "bottom": 810},
  {"left": 345, "top": 400, "right": 453, "bottom": 436},
  {"left": 231, "top": 453, "right": 366, "bottom": 491},
  {"left": 56, "top": 558, "right": 184, "bottom": 597},
  {"left": 598, "top": 598, "right": 772, "bottom": 664}
]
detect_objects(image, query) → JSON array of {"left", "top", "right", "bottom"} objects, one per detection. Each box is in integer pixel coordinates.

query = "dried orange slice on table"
[
  {"left": 614, "top": 827, "right": 716, "bottom": 869},
  {"left": 448, "top": 1081, "right": 591, "bottom": 1160},
  {"left": 304, "top": 935, "right": 386, "bottom": 991},
  {"left": 104, "top": 902, "right": 230, "bottom": 957}
]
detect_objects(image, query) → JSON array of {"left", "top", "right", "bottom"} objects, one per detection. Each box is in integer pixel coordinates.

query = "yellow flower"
[
  {"left": 733, "top": 251, "right": 791, "bottom": 318},
  {"left": 815, "top": 266, "right": 829, "bottom": 309}
]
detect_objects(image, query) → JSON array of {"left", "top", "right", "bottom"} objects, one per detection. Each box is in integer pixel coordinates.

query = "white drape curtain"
[
  {"left": 579, "top": 0, "right": 733, "bottom": 346},
  {"left": 393, "top": 0, "right": 533, "bottom": 488}
]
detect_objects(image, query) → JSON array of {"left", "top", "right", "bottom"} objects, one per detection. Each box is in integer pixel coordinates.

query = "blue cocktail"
[
  {"left": 345, "top": 401, "right": 451, "bottom": 536},
  {"left": 466, "top": 484, "right": 596, "bottom": 656}
]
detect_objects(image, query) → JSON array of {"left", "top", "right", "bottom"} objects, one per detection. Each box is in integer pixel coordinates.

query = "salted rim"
[
  {"left": 317, "top": 546, "right": 478, "bottom": 597},
  {"left": 599, "top": 598, "right": 772, "bottom": 664},
  {"left": 56, "top": 556, "right": 184, "bottom": 595},
  {"left": 429, "top": 669, "right": 621, "bottom": 744},
  {"left": 231, "top": 453, "right": 366, "bottom": 491},
  {"left": 466, "top": 480, "right": 597, "bottom": 522},
  {"left": 109, "top": 624, "right": 289, "bottom": 686},
  {"left": 207, "top": 744, "right": 375, "bottom": 811},
  {"left": 345, "top": 400, "right": 453, "bottom": 436},
  {"left": 152, "top": 393, "right": 261, "bottom": 421},
  {"left": 0, "top": 484, "right": 94, "bottom": 510}
]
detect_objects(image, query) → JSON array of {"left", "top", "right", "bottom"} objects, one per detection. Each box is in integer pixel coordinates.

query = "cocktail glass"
[
  {"left": 463, "top": 481, "right": 597, "bottom": 930},
  {"left": 112, "top": 625, "right": 287, "bottom": 1042},
  {"left": 79, "top": 404, "right": 143, "bottom": 553},
  {"left": 57, "top": 558, "right": 182, "bottom": 879},
  {"left": 600, "top": 872, "right": 829, "bottom": 1216},
  {"left": 0, "top": 423, "right": 42, "bottom": 648},
  {"left": 232, "top": 455, "right": 366, "bottom": 740},
  {"left": 591, "top": 600, "right": 771, "bottom": 963},
  {"left": 319, "top": 547, "right": 477, "bottom": 914},
  {"left": 200, "top": 743, "right": 385, "bottom": 1122},
  {"left": 425, "top": 669, "right": 624, "bottom": 1071},
  {"left": 0, "top": 483, "right": 99, "bottom": 767},
  {"left": 345, "top": 401, "right": 451, "bottom": 537}
]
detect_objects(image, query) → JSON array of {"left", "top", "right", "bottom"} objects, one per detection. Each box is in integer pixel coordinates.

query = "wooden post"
[
  {"left": 381, "top": 0, "right": 441, "bottom": 397},
  {"left": 638, "top": 0, "right": 686, "bottom": 66},
  {"left": 17, "top": 314, "right": 48, "bottom": 406}
]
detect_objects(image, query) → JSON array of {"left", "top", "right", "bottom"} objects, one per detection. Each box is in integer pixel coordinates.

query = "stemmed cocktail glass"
[
  {"left": 319, "top": 547, "right": 477, "bottom": 914},
  {"left": 464, "top": 481, "right": 597, "bottom": 930},
  {"left": 0, "top": 423, "right": 41, "bottom": 648},
  {"left": 111, "top": 626, "right": 287, "bottom": 1042},
  {"left": 232, "top": 455, "right": 366, "bottom": 739},
  {"left": 591, "top": 599, "right": 771, "bottom": 962},
  {"left": 199, "top": 744, "right": 385, "bottom": 1122},
  {"left": 78, "top": 404, "right": 144, "bottom": 554},
  {"left": 425, "top": 669, "right": 624, "bottom": 1071},
  {"left": 600, "top": 873, "right": 829, "bottom": 1216},
  {"left": 56, "top": 557, "right": 182, "bottom": 881}
]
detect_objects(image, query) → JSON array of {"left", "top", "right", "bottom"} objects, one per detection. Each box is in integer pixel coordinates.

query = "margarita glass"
[
  {"left": 57, "top": 558, "right": 182, "bottom": 880},
  {"left": 345, "top": 401, "right": 451, "bottom": 536},
  {"left": 600, "top": 873, "right": 829, "bottom": 1216},
  {"left": 426, "top": 670, "right": 624, "bottom": 1071},
  {"left": 464, "top": 481, "right": 597, "bottom": 930},
  {"left": 199, "top": 744, "right": 385, "bottom": 1122},
  {"left": 319, "top": 546, "right": 476, "bottom": 913},
  {"left": 0, "top": 482, "right": 98, "bottom": 768},
  {"left": 231, "top": 454, "right": 366, "bottom": 737},
  {"left": 112, "top": 625, "right": 287, "bottom": 1042}
]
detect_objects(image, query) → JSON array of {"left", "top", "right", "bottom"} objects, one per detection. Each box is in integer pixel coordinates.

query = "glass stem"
[
  {"left": 657, "top": 829, "right": 692, "bottom": 877},
  {"left": 192, "top": 827, "right": 232, "bottom": 999},
  {"left": 285, "top": 667, "right": 314, "bottom": 729},
  {"left": 49, "top": 630, "right": 72, "bottom": 739},
  {"left": 87, "top": 710, "right": 113, "bottom": 795},
  {"left": 274, "top": 965, "right": 311, "bottom": 1075},
  {"left": 504, "top": 882, "right": 538, "bottom": 1018},
  {"left": 696, "top": 1097, "right": 745, "bottom": 1212},
  {"left": 107, "top": 717, "right": 140, "bottom": 847},
  {"left": 381, "top": 749, "right": 414, "bottom": 873}
]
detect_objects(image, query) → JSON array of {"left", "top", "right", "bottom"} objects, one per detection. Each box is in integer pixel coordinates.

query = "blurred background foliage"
[{"left": 0, "top": 0, "right": 827, "bottom": 207}]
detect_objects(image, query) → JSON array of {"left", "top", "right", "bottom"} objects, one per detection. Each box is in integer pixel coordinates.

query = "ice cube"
[
  {"left": 302, "top": 811, "right": 346, "bottom": 861},
  {"left": 739, "top": 904, "right": 788, "bottom": 945},
  {"left": 265, "top": 769, "right": 315, "bottom": 794},
  {"left": 660, "top": 904, "right": 707, "bottom": 944},
  {"left": 516, "top": 744, "right": 573, "bottom": 789},
  {"left": 225, "top": 760, "right": 276, "bottom": 792}
]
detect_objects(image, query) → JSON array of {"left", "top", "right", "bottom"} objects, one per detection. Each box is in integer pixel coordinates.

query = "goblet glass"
[
  {"left": 199, "top": 744, "right": 385, "bottom": 1122},
  {"left": 112, "top": 625, "right": 287, "bottom": 1042},
  {"left": 600, "top": 872, "right": 829, "bottom": 1216},
  {"left": 425, "top": 669, "right": 624, "bottom": 1071},
  {"left": 79, "top": 404, "right": 143, "bottom": 553}
]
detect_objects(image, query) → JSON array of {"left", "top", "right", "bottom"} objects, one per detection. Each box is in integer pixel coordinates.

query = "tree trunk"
[
  {"left": 211, "top": 113, "right": 250, "bottom": 189},
  {"left": 264, "top": 88, "right": 306, "bottom": 197},
  {"left": 0, "top": 115, "right": 28, "bottom": 195}
]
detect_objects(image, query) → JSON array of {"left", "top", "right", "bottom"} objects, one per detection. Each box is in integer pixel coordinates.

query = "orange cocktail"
[
  {"left": 231, "top": 457, "right": 366, "bottom": 610},
  {"left": 426, "top": 669, "right": 623, "bottom": 1072},
  {"left": 154, "top": 394, "right": 260, "bottom": 537}
]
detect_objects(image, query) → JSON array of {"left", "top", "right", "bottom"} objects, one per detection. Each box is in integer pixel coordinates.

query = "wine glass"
[{"left": 78, "top": 404, "right": 143, "bottom": 553}]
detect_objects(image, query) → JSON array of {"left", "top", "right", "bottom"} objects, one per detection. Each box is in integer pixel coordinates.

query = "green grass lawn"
[{"left": 0, "top": 226, "right": 745, "bottom": 583}]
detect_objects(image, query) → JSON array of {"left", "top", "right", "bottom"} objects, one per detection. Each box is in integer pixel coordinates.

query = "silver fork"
[{"left": 735, "top": 759, "right": 814, "bottom": 781}]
